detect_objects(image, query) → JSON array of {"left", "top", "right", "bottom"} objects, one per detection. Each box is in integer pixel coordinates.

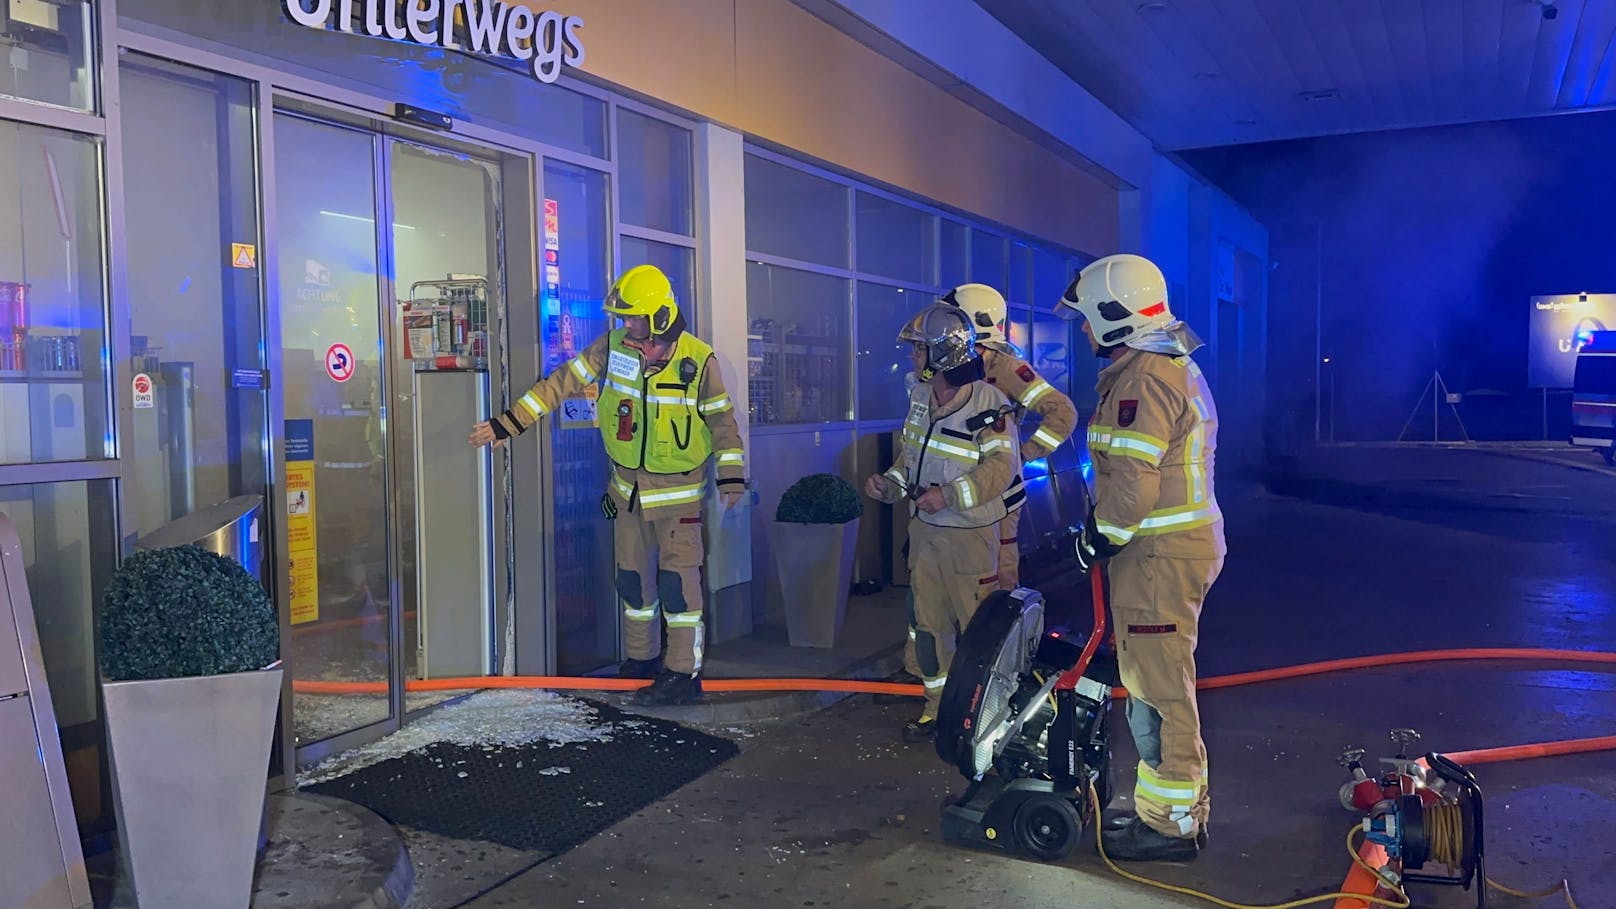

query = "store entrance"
[{"left": 274, "top": 111, "right": 502, "bottom": 756}]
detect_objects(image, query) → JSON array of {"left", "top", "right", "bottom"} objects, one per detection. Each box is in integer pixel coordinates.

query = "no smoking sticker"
[
  {"left": 325, "top": 343, "right": 355, "bottom": 383},
  {"left": 133, "top": 373, "right": 154, "bottom": 409}
]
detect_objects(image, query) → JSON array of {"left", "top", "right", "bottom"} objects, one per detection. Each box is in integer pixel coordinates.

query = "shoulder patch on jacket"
[
  {"left": 1117, "top": 400, "right": 1138, "bottom": 427},
  {"left": 1016, "top": 364, "right": 1036, "bottom": 383}
]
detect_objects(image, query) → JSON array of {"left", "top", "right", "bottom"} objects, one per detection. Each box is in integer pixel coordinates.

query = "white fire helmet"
[
  {"left": 1055, "top": 253, "right": 1174, "bottom": 347},
  {"left": 941, "top": 283, "right": 1012, "bottom": 353}
]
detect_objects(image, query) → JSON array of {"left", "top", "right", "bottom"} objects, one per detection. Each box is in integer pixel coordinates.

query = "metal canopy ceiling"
[{"left": 975, "top": 0, "right": 1616, "bottom": 150}]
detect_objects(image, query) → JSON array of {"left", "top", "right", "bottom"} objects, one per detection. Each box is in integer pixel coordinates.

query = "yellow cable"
[
  {"left": 1085, "top": 782, "right": 1411, "bottom": 909},
  {"left": 1426, "top": 800, "right": 1579, "bottom": 908}
]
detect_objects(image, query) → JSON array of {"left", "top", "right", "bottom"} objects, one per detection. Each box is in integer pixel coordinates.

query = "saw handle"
[{"left": 1055, "top": 563, "right": 1108, "bottom": 692}]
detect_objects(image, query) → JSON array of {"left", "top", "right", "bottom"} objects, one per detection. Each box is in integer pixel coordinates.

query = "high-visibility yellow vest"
[{"left": 596, "top": 329, "right": 715, "bottom": 474}]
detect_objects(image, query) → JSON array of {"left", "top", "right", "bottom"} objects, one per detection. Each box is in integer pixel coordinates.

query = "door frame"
[
  {"left": 269, "top": 102, "right": 525, "bottom": 768},
  {"left": 105, "top": 18, "right": 681, "bottom": 775}
]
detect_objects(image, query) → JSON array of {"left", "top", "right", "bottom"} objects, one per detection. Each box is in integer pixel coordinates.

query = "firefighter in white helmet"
[
  {"left": 1056, "top": 252, "right": 1223, "bottom": 863},
  {"left": 469, "top": 265, "right": 746, "bottom": 707},
  {"left": 865, "top": 304, "right": 1019, "bottom": 742},
  {"left": 942, "top": 283, "right": 1080, "bottom": 587},
  {"left": 882, "top": 284, "right": 1081, "bottom": 701}
]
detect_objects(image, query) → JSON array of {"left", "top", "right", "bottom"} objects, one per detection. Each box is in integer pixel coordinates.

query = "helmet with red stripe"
[{"left": 1055, "top": 253, "right": 1174, "bottom": 348}]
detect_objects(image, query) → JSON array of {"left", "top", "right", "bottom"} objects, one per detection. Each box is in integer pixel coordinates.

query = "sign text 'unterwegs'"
[{"left": 284, "top": 0, "right": 585, "bottom": 84}]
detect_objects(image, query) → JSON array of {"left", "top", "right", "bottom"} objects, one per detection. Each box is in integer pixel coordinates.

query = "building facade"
[{"left": 0, "top": 0, "right": 1267, "bottom": 846}]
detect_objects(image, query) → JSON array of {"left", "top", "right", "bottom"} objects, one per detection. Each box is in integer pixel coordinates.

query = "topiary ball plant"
[
  {"left": 776, "top": 473, "right": 863, "bottom": 524},
  {"left": 99, "top": 545, "right": 280, "bottom": 682}
]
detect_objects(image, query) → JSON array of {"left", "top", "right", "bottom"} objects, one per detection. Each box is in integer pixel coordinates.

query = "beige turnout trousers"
[
  {"left": 1109, "top": 547, "right": 1222, "bottom": 839},
  {"left": 908, "top": 519, "right": 1000, "bottom": 720},
  {"left": 614, "top": 508, "right": 706, "bottom": 674}
]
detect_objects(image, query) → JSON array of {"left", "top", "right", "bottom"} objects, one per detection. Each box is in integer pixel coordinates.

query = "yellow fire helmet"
[{"left": 603, "top": 264, "right": 679, "bottom": 335}]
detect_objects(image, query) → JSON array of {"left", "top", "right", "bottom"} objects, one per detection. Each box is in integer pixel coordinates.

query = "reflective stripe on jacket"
[
  {"left": 1088, "top": 348, "right": 1224, "bottom": 558},
  {"left": 882, "top": 381, "right": 1019, "bottom": 529}
]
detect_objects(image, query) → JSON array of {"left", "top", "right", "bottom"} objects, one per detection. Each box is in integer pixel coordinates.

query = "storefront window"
[
  {"left": 856, "top": 282, "right": 918, "bottom": 423},
  {"left": 1007, "top": 306, "right": 1030, "bottom": 360},
  {"left": 1034, "top": 247, "right": 1071, "bottom": 312},
  {"left": 120, "top": 56, "right": 267, "bottom": 540},
  {"left": 0, "top": 120, "right": 109, "bottom": 464},
  {"left": 0, "top": 0, "right": 95, "bottom": 112},
  {"left": 856, "top": 192, "right": 934, "bottom": 286},
  {"left": 517, "top": 83, "right": 609, "bottom": 160},
  {"left": 1031, "top": 310, "right": 1075, "bottom": 404},
  {"left": 0, "top": 479, "right": 118, "bottom": 832},
  {"left": 620, "top": 235, "right": 695, "bottom": 335},
  {"left": 744, "top": 153, "right": 849, "bottom": 268},
  {"left": 542, "top": 160, "right": 617, "bottom": 676},
  {"left": 1009, "top": 241, "right": 1033, "bottom": 305},
  {"left": 940, "top": 220, "right": 968, "bottom": 289},
  {"left": 617, "top": 109, "right": 692, "bottom": 237},
  {"left": 971, "top": 229, "right": 1006, "bottom": 293},
  {"left": 746, "top": 263, "right": 850, "bottom": 425}
]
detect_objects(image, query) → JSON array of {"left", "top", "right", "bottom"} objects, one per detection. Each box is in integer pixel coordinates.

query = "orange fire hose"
[{"left": 292, "top": 646, "right": 1616, "bottom": 704}]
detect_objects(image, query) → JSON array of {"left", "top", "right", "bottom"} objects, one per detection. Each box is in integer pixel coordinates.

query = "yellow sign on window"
[
  {"left": 231, "top": 243, "right": 257, "bottom": 269},
  {"left": 285, "top": 419, "right": 319, "bottom": 625}
]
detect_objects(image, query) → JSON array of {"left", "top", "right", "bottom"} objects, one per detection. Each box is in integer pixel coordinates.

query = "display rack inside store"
[{"left": 403, "top": 276, "right": 490, "bottom": 371}]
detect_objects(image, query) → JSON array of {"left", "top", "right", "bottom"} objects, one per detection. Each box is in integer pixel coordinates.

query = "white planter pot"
[
  {"left": 102, "top": 666, "right": 283, "bottom": 909},
  {"left": 773, "top": 519, "right": 859, "bottom": 648}
]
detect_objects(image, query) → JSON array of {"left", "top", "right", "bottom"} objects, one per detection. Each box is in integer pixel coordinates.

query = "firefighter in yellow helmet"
[
  {"left": 1057, "top": 253, "right": 1223, "bottom": 862},
  {"left": 865, "top": 304, "right": 1019, "bottom": 742},
  {"left": 469, "top": 265, "right": 746, "bottom": 706}
]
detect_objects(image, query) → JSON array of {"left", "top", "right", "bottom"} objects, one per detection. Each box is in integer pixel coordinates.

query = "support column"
[{"left": 694, "top": 123, "right": 755, "bottom": 642}]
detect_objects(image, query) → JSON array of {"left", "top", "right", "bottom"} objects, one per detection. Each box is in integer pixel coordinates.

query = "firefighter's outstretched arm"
[
  {"left": 698, "top": 354, "right": 747, "bottom": 507},
  {"left": 468, "top": 334, "right": 610, "bottom": 448},
  {"left": 1091, "top": 374, "right": 1175, "bottom": 547},
  {"left": 942, "top": 416, "right": 1018, "bottom": 512}
]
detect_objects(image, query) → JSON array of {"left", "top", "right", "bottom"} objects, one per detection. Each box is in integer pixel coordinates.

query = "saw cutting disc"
[{"left": 934, "top": 589, "right": 1046, "bottom": 779}]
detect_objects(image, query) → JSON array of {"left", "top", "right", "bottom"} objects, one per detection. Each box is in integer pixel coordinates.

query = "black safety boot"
[
  {"left": 633, "top": 670, "right": 703, "bottom": 706},
  {"left": 1101, "top": 818, "right": 1200, "bottom": 862},
  {"left": 901, "top": 716, "right": 936, "bottom": 743},
  {"left": 1105, "top": 814, "right": 1209, "bottom": 848},
  {"left": 874, "top": 669, "right": 923, "bottom": 704},
  {"left": 616, "top": 657, "right": 663, "bottom": 680}
]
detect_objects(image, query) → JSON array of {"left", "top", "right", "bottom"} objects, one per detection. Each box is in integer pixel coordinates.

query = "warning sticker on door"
[
  {"left": 231, "top": 243, "right": 257, "bottom": 269},
  {"left": 325, "top": 343, "right": 355, "bottom": 383},
  {"left": 560, "top": 397, "right": 598, "bottom": 430},
  {"left": 133, "top": 373, "right": 154, "bottom": 409}
]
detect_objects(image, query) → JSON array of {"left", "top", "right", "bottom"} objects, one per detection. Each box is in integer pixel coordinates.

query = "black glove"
[
  {"left": 600, "top": 493, "right": 618, "bottom": 520},
  {"left": 1074, "top": 508, "right": 1123, "bottom": 573}
]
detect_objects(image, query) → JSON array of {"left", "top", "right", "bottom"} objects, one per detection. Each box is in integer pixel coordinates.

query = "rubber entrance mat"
[{"left": 304, "top": 699, "right": 738, "bottom": 854}]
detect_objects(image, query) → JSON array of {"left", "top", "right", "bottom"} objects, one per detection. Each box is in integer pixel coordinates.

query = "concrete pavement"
[{"left": 460, "top": 449, "right": 1616, "bottom": 909}]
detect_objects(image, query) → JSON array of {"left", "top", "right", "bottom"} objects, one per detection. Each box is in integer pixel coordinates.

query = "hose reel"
[{"left": 1340, "top": 729, "right": 1488, "bottom": 908}]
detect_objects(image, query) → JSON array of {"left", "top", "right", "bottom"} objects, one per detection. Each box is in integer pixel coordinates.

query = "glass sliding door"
[
  {"left": 387, "top": 138, "right": 499, "bottom": 692},
  {"left": 274, "top": 113, "right": 396, "bottom": 748}
]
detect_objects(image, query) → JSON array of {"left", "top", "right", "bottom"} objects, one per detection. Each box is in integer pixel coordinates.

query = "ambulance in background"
[{"left": 1570, "top": 330, "right": 1616, "bottom": 465}]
